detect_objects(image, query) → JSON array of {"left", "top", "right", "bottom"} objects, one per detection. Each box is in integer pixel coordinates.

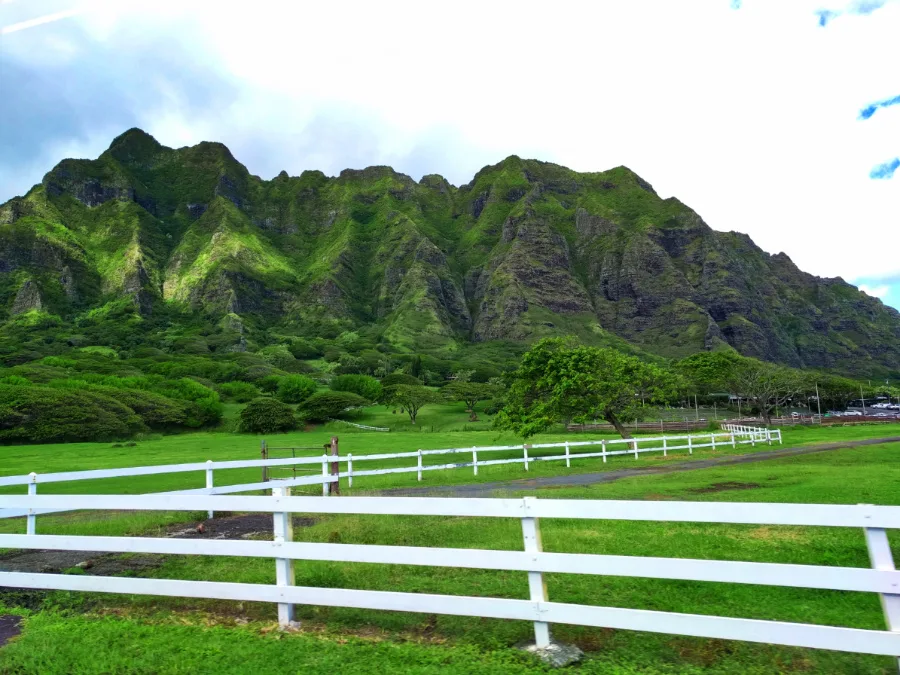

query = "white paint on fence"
[
  {"left": 0, "top": 492, "right": 897, "bottom": 660},
  {"left": 0, "top": 427, "right": 781, "bottom": 524}
]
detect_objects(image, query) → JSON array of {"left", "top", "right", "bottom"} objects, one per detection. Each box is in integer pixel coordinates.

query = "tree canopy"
[
  {"left": 494, "top": 338, "right": 681, "bottom": 439},
  {"left": 442, "top": 381, "right": 498, "bottom": 412},
  {"left": 384, "top": 384, "right": 441, "bottom": 425}
]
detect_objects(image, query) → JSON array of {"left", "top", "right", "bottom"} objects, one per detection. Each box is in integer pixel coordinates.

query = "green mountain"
[{"left": 1, "top": 128, "right": 898, "bottom": 377}]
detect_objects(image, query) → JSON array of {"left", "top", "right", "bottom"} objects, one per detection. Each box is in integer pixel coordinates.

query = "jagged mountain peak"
[{"left": 1, "top": 131, "right": 898, "bottom": 378}]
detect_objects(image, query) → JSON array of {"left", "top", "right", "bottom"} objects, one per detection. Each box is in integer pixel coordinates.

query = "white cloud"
[
  {"left": 2, "top": 0, "right": 899, "bottom": 299},
  {"left": 858, "top": 284, "right": 890, "bottom": 298}
]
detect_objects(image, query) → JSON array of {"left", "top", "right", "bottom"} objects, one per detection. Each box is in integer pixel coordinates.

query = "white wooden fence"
[
  {"left": 0, "top": 492, "right": 897, "bottom": 662},
  {"left": 0, "top": 428, "right": 781, "bottom": 530}
]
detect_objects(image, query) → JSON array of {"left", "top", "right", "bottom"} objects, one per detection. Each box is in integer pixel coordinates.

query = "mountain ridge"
[{"left": 1, "top": 128, "right": 898, "bottom": 377}]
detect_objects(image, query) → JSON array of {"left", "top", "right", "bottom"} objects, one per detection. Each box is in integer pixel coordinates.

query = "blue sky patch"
[{"left": 870, "top": 158, "right": 900, "bottom": 179}]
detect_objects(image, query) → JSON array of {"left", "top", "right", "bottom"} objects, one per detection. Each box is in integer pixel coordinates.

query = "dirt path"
[
  {"left": 0, "top": 514, "right": 316, "bottom": 576},
  {"left": 0, "top": 615, "right": 21, "bottom": 647},
  {"left": 380, "top": 435, "right": 900, "bottom": 497}
]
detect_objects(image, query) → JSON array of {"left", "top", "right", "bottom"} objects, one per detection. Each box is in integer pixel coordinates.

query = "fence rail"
[
  {"left": 0, "top": 492, "right": 897, "bottom": 660},
  {"left": 0, "top": 428, "right": 780, "bottom": 527}
]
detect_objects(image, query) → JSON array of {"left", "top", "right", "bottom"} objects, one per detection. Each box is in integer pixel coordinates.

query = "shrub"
[
  {"left": 298, "top": 391, "right": 367, "bottom": 423},
  {"left": 78, "top": 346, "right": 117, "bottom": 358},
  {"left": 380, "top": 373, "right": 421, "bottom": 387},
  {"left": 276, "top": 375, "right": 318, "bottom": 404},
  {"left": 257, "top": 345, "right": 297, "bottom": 370},
  {"left": 330, "top": 374, "right": 382, "bottom": 402},
  {"left": 0, "top": 375, "right": 30, "bottom": 386},
  {"left": 239, "top": 398, "right": 297, "bottom": 434},
  {"left": 288, "top": 339, "right": 323, "bottom": 360},
  {"left": 41, "top": 356, "right": 77, "bottom": 369},
  {"left": 218, "top": 381, "right": 260, "bottom": 403},
  {"left": 257, "top": 374, "right": 282, "bottom": 394},
  {"left": 0, "top": 384, "right": 146, "bottom": 443}
]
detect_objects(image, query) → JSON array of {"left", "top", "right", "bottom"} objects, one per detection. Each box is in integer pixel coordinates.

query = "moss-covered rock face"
[{"left": 2, "top": 129, "right": 898, "bottom": 376}]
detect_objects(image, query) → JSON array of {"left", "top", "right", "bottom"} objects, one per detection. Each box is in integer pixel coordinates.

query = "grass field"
[{"left": 3, "top": 425, "right": 900, "bottom": 672}]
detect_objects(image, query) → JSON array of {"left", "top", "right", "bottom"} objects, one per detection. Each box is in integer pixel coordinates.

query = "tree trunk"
[
  {"left": 409, "top": 407, "right": 417, "bottom": 425},
  {"left": 605, "top": 409, "right": 632, "bottom": 439}
]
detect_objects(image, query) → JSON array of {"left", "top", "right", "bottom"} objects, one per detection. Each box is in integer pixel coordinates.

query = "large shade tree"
[
  {"left": 678, "top": 351, "right": 808, "bottom": 424},
  {"left": 384, "top": 384, "right": 441, "bottom": 425},
  {"left": 494, "top": 338, "right": 680, "bottom": 439}
]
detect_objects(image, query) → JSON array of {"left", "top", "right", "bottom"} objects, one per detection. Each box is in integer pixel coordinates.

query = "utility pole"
[
  {"left": 815, "top": 382, "right": 822, "bottom": 417},
  {"left": 694, "top": 394, "right": 699, "bottom": 421},
  {"left": 860, "top": 384, "right": 867, "bottom": 416}
]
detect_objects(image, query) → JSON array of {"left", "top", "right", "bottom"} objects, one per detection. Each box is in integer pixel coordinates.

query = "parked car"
[{"left": 843, "top": 410, "right": 863, "bottom": 416}]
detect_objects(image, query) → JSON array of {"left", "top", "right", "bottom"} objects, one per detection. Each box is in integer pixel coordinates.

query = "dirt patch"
[
  {"left": 0, "top": 513, "right": 318, "bottom": 577},
  {"left": 0, "top": 548, "right": 163, "bottom": 576},
  {"left": 165, "top": 513, "right": 316, "bottom": 541},
  {"left": 688, "top": 481, "right": 761, "bottom": 494},
  {"left": 0, "top": 615, "right": 22, "bottom": 647}
]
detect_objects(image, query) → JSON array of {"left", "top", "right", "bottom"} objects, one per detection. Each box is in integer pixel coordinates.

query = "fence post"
[
  {"left": 261, "top": 439, "right": 268, "bottom": 483},
  {"left": 863, "top": 524, "right": 900, "bottom": 672},
  {"left": 321, "top": 455, "right": 329, "bottom": 496},
  {"left": 272, "top": 486, "right": 295, "bottom": 627},
  {"left": 766, "top": 428, "right": 772, "bottom": 446},
  {"left": 711, "top": 433, "right": 717, "bottom": 451},
  {"left": 205, "top": 460, "right": 214, "bottom": 519},
  {"left": 524, "top": 444, "right": 530, "bottom": 471},
  {"left": 751, "top": 431, "right": 756, "bottom": 447},
  {"left": 662, "top": 436, "right": 667, "bottom": 457},
  {"left": 329, "top": 436, "right": 340, "bottom": 496},
  {"left": 348, "top": 453, "right": 353, "bottom": 488},
  {"left": 472, "top": 447, "right": 478, "bottom": 476},
  {"left": 601, "top": 439, "right": 607, "bottom": 463},
  {"left": 417, "top": 449, "right": 423, "bottom": 481},
  {"left": 564, "top": 441, "right": 570, "bottom": 468},
  {"left": 521, "top": 497, "right": 550, "bottom": 649},
  {"left": 731, "top": 433, "right": 736, "bottom": 449},
  {"left": 633, "top": 439, "right": 638, "bottom": 459},
  {"left": 27, "top": 472, "right": 37, "bottom": 535}
]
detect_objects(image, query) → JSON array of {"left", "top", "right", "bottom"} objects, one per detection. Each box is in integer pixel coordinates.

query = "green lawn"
[{"left": 3, "top": 436, "right": 900, "bottom": 673}]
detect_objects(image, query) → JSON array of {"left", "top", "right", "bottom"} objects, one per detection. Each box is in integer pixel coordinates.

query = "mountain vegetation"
[{"left": 0, "top": 129, "right": 897, "bottom": 442}]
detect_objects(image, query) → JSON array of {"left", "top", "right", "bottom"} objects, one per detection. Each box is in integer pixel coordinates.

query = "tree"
[
  {"left": 408, "top": 355, "right": 424, "bottom": 380},
  {"left": 493, "top": 338, "right": 680, "bottom": 439},
  {"left": 730, "top": 359, "right": 808, "bottom": 424},
  {"left": 384, "top": 384, "right": 441, "bottom": 425},
  {"left": 276, "top": 375, "right": 317, "bottom": 404},
  {"left": 442, "top": 381, "right": 497, "bottom": 412},
  {"left": 676, "top": 351, "right": 744, "bottom": 396},
  {"left": 239, "top": 398, "right": 297, "bottom": 433},
  {"left": 815, "top": 374, "right": 861, "bottom": 412},
  {"left": 298, "top": 391, "right": 368, "bottom": 423},
  {"left": 330, "top": 374, "right": 382, "bottom": 402}
]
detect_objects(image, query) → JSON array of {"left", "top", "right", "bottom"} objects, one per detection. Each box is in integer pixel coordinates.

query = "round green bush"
[
  {"left": 276, "top": 375, "right": 318, "bottom": 404},
  {"left": 380, "top": 373, "right": 421, "bottom": 387},
  {"left": 298, "top": 391, "right": 368, "bottom": 423},
  {"left": 330, "top": 374, "right": 382, "bottom": 402},
  {"left": 0, "top": 384, "right": 147, "bottom": 443},
  {"left": 218, "top": 381, "right": 260, "bottom": 403},
  {"left": 239, "top": 398, "right": 297, "bottom": 434}
]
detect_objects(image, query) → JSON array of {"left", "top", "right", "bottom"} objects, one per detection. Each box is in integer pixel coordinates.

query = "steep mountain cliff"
[{"left": 1, "top": 128, "right": 898, "bottom": 376}]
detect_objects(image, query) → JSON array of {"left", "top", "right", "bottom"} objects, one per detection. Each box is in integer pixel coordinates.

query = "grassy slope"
[{"left": 3, "top": 427, "right": 900, "bottom": 672}]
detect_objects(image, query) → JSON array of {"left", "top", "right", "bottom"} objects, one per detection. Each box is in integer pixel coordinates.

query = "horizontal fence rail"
[
  {"left": 0, "top": 428, "right": 781, "bottom": 525},
  {"left": 0, "top": 493, "right": 897, "bottom": 660}
]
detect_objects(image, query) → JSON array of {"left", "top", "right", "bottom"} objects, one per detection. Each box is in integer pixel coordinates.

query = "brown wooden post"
[
  {"left": 329, "top": 436, "right": 340, "bottom": 495},
  {"left": 261, "top": 439, "right": 268, "bottom": 483}
]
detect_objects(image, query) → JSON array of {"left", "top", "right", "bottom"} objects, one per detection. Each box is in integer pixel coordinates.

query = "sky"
[{"left": 1, "top": 0, "right": 898, "bottom": 310}]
